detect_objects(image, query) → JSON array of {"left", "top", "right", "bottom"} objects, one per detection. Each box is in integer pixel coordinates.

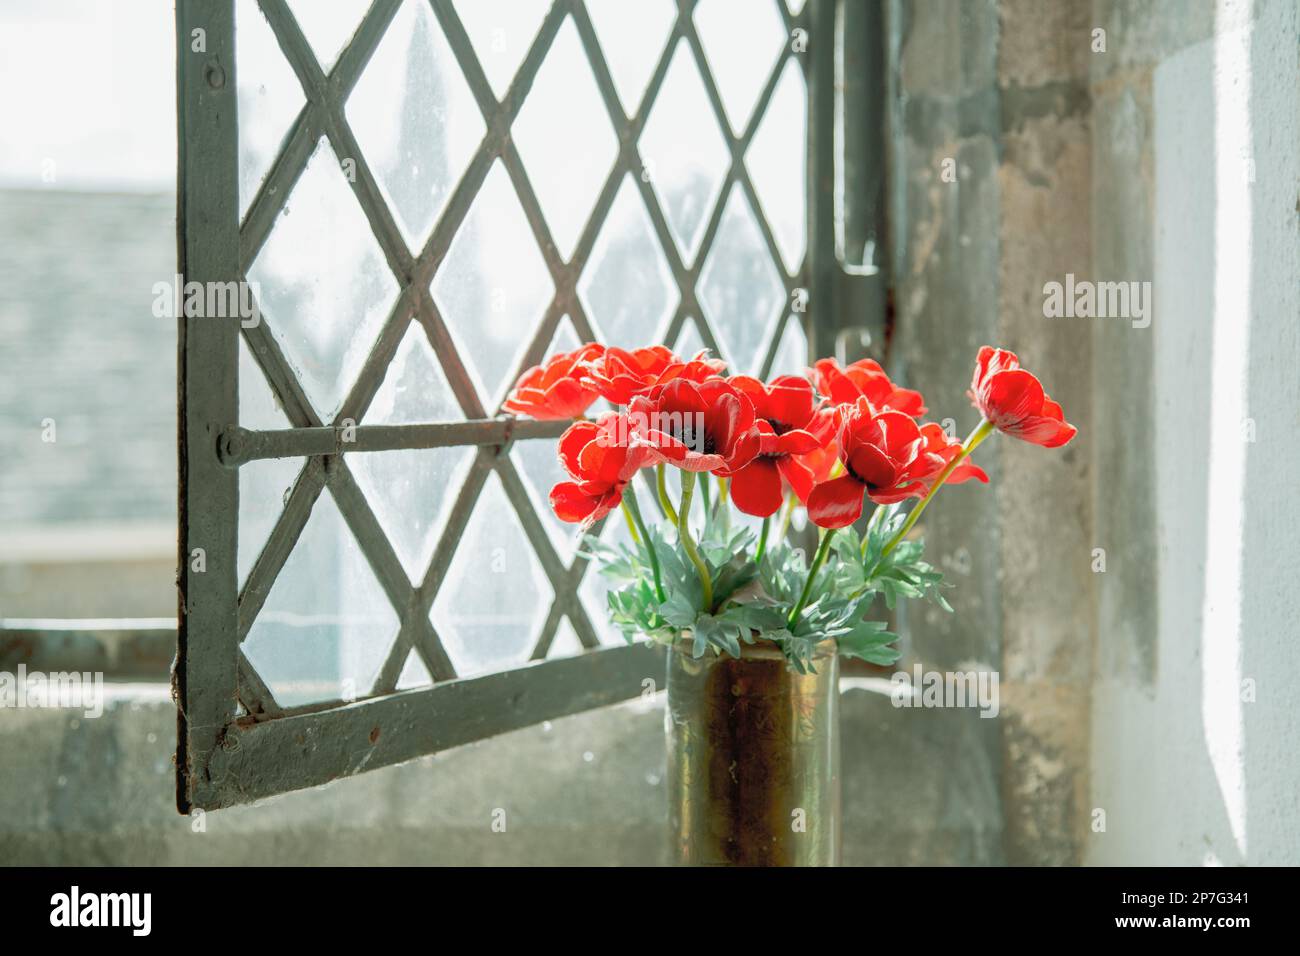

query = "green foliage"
[
  {"left": 582, "top": 494, "right": 954, "bottom": 672},
  {"left": 583, "top": 516, "right": 784, "bottom": 658},
  {"left": 755, "top": 537, "right": 900, "bottom": 671},
  {"left": 830, "top": 505, "right": 955, "bottom": 612}
]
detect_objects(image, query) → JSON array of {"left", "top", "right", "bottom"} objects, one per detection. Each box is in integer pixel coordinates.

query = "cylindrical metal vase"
[{"left": 666, "top": 639, "right": 841, "bottom": 866}]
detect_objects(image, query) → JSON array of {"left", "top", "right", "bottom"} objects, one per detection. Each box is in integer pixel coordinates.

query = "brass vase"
[{"left": 666, "top": 638, "right": 841, "bottom": 866}]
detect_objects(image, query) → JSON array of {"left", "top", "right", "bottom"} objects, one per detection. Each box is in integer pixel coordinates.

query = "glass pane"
[
  {"left": 243, "top": 492, "right": 400, "bottom": 707},
  {"left": 693, "top": 0, "right": 788, "bottom": 134},
  {"left": 350, "top": 445, "right": 474, "bottom": 584},
  {"left": 236, "top": 0, "right": 306, "bottom": 218},
  {"left": 431, "top": 473, "right": 552, "bottom": 678},
  {"left": 638, "top": 42, "right": 730, "bottom": 265},
  {"left": 361, "top": 321, "right": 464, "bottom": 425},
  {"left": 238, "top": 457, "right": 305, "bottom": 589},
  {"left": 350, "top": 322, "right": 474, "bottom": 583},
  {"left": 513, "top": 17, "right": 618, "bottom": 261},
  {"left": 513, "top": 437, "right": 580, "bottom": 561},
  {"left": 237, "top": 337, "right": 302, "bottom": 588},
  {"left": 286, "top": 0, "right": 371, "bottom": 74},
  {"left": 238, "top": 334, "right": 290, "bottom": 430},
  {"left": 673, "top": 315, "right": 709, "bottom": 359},
  {"left": 579, "top": 174, "right": 676, "bottom": 348},
  {"left": 546, "top": 313, "right": 583, "bottom": 354},
  {"left": 347, "top": 0, "right": 484, "bottom": 253},
  {"left": 546, "top": 617, "right": 584, "bottom": 660},
  {"left": 452, "top": 0, "right": 548, "bottom": 100},
  {"left": 579, "top": 501, "right": 641, "bottom": 647},
  {"left": 396, "top": 649, "right": 434, "bottom": 690},
  {"left": 746, "top": 58, "right": 806, "bottom": 274},
  {"left": 246, "top": 136, "right": 399, "bottom": 420},
  {"left": 584, "top": 0, "right": 677, "bottom": 115},
  {"left": 768, "top": 313, "right": 809, "bottom": 378},
  {"left": 512, "top": 318, "right": 588, "bottom": 560},
  {"left": 697, "top": 184, "right": 784, "bottom": 375},
  {"left": 431, "top": 160, "right": 554, "bottom": 407}
]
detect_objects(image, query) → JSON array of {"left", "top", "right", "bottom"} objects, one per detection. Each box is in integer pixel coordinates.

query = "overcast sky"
[{"left": 0, "top": 0, "right": 176, "bottom": 191}]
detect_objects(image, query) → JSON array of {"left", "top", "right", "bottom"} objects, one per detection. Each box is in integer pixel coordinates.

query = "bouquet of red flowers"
[{"left": 506, "top": 343, "right": 1076, "bottom": 671}]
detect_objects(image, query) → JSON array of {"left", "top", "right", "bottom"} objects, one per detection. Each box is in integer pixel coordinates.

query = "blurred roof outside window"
[{"left": 0, "top": 0, "right": 176, "bottom": 619}]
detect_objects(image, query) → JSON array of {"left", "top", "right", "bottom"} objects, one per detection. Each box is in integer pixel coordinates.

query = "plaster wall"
[{"left": 1087, "top": 0, "right": 1300, "bottom": 865}]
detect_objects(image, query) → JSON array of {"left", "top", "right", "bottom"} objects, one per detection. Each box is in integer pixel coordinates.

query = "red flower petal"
[
  {"left": 970, "top": 348, "right": 1077, "bottom": 448},
  {"left": 868, "top": 480, "right": 927, "bottom": 505},
  {"left": 729, "top": 458, "right": 785, "bottom": 517},
  {"left": 845, "top": 442, "right": 897, "bottom": 489},
  {"left": 504, "top": 344, "right": 602, "bottom": 419},
  {"left": 727, "top": 375, "right": 767, "bottom": 405},
  {"left": 777, "top": 454, "right": 816, "bottom": 503},
  {"left": 883, "top": 385, "right": 927, "bottom": 417},
  {"left": 725, "top": 425, "right": 762, "bottom": 472},
  {"left": 875, "top": 409, "right": 923, "bottom": 455},
  {"left": 812, "top": 359, "right": 858, "bottom": 405},
  {"left": 770, "top": 428, "right": 823, "bottom": 456},
  {"left": 814, "top": 358, "right": 928, "bottom": 416},
  {"left": 807, "top": 474, "right": 867, "bottom": 529},
  {"left": 948, "top": 460, "right": 990, "bottom": 484},
  {"left": 540, "top": 376, "right": 595, "bottom": 419},
  {"left": 550, "top": 482, "right": 599, "bottom": 524},
  {"left": 658, "top": 377, "right": 710, "bottom": 416},
  {"left": 557, "top": 421, "right": 599, "bottom": 479},
  {"left": 763, "top": 378, "right": 818, "bottom": 427},
  {"left": 980, "top": 368, "right": 1045, "bottom": 427},
  {"left": 703, "top": 391, "right": 745, "bottom": 452},
  {"left": 577, "top": 435, "right": 623, "bottom": 486},
  {"left": 1007, "top": 415, "right": 1077, "bottom": 448}
]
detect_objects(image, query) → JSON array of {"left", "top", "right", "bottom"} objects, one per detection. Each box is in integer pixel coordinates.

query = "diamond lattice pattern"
[{"left": 232, "top": 0, "right": 807, "bottom": 710}]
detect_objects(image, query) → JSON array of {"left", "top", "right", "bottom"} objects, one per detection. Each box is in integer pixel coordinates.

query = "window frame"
[{"left": 175, "top": 0, "right": 849, "bottom": 812}]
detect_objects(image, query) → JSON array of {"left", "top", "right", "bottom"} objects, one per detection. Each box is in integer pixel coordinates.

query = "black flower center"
[{"left": 670, "top": 420, "right": 716, "bottom": 455}]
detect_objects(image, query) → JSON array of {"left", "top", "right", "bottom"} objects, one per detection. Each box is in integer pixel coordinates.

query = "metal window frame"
[{"left": 176, "top": 0, "right": 849, "bottom": 812}]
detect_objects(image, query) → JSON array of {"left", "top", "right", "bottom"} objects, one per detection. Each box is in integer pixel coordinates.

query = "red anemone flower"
[
  {"left": 799, "top": 434, "right": 842, "bottom": 488},
  {"left": 806, "top": 399, "right": 947, "bottom": 528},
  {"left": 584, "top": 346, "right": 727, "bottom": 405},
  {"left": 916, "top": 422, "right": 989, "bottom": 491},
  {"left": 725, "top": 375, "right": 836, "bottom": 516},
  {"left": 582, "top": 345, "right": 677, "bottom": 405},
  {"left": 504, "top": 342, "right": 605, "bottom": 420},
  {"left": 969, "top": 347, "right": 1077, "bottom": 448},
  {"left": 812, "top": 357, "right": 928, "bottom": 417},
  {"left": 549, "top": 413, "right": 651, "bottom": 528},
  {"left": 670, "top": 349, "right": 730, "bottom": 384},
  {"left": 628, "top": 378, "right": 761, "bottom": 475}
]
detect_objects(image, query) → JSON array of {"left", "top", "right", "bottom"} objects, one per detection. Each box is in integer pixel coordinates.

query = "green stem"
[
  {"left": 622, "top": 485, "right": 664, "bottom": 602},
  {"left": 656, "top": 463, "right": 679, "bottom": 526},
  {"left": 698, "top": 471, "right": 712, "bottom": 517},
  {"left": 881, "top": 418, "right": 995, "bottom": 559},
  {"left": 788, "top": 529, "right": 837, "bottom": 628},
  {"left": 619, "top": 500, "right": 641, "bottom": 545},
  {"left": 643, "top": 471, "right": 668, "bottom": 521},
  {"left": 716, "top": 477, "right": 731, "bottom": 531},
  {"left": 677, "top": 471, "right": 713, "bottom": 612},
  {"left": 860, "top": 503, "right": 887, "bottom": 557},
  {"left": 773, "top": 493, "right": 797, "bottom": 548},
  {"left": 755, "top": 515, "right": 770, "bottom": 564}
]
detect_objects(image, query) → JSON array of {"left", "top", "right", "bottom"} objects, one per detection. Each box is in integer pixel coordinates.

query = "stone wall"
[
  {"left": 890, "top": 0, "right": 1096, "bottom": 864},
  {"left": 888, "top": 0, "right": 1009, "bottom": 865},
  {"left": 994, "top": 0, "right": 1095, "bottom": 867}
]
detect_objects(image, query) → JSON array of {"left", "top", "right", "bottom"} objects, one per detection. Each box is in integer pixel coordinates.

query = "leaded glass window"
[{"left": 177, "top": 0, "right": 837, "bottom": 810}]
